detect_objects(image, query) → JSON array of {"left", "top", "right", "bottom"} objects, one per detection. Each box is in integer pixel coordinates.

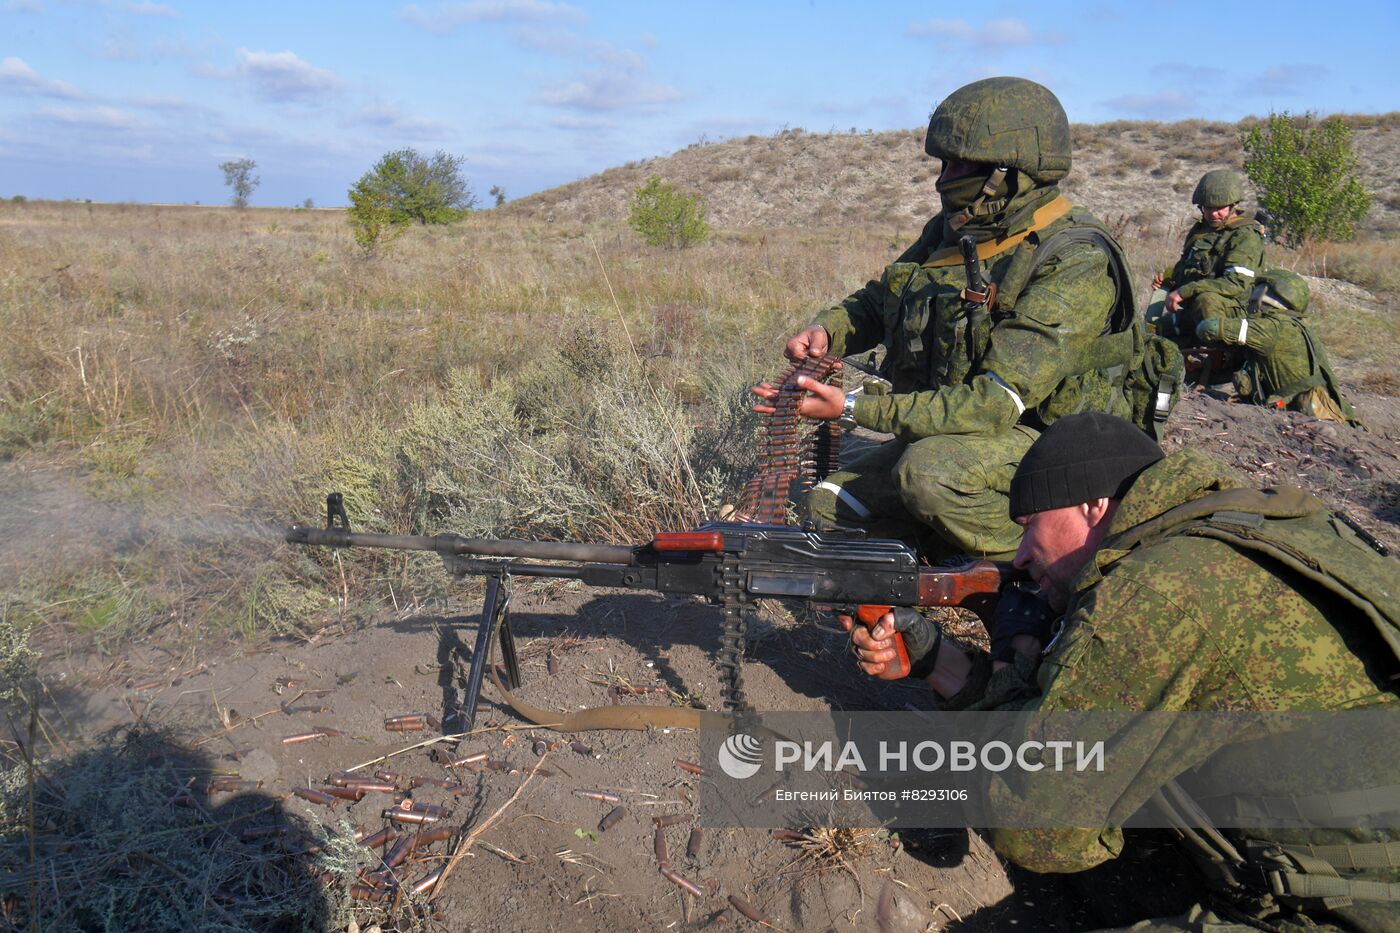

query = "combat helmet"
[
  {"left": 924, "top": 76, "right": 1072, "bottom": 184},
  {"left": 1192, "top": 169, "right": 1245, "bottom": 209},
  {"left": 1255, "top": 268, "right": 1310, "bottom": 315}
]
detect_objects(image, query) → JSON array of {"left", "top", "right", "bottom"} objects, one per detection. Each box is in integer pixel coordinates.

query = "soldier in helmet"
[
  {"left": 1153, "top": 169, "right": 1267, "bottom": 339},
  {"left": 754, "top": 77, "right": 1141, "bottom": 562},
  {"left": 1195, "top": 269, "right": 1361, "bottom": 425}
]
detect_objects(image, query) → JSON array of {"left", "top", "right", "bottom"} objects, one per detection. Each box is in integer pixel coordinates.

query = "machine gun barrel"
[{"left": 284, "top": 524, "right": 636, "bottom": 565}]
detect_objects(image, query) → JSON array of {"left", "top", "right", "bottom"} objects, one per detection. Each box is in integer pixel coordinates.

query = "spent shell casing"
[
  {"left": 207, "top": 779, "right": 261, "bottom": 793},
  {"left": 292, "top": 787, "right": 338, "bottom": 808},
  {"left": 349, "top": 883, "right": 382, "bottom": 902},
  {"left": 574, "top": 791, "right": 621, "bottom": 804},
  {"left": 728, "top": 895, "right": 770, "bottom": 923},
  {"left": 449, "top": 751, "right": 489, "bottom": 767},
  {"left": 384, "top": 713, "right": 426, "bottom": 726},
  {"left": 686, "top": 828, "right": 703, "bottom": 860},
  {"left": 653, "top": 826, "right": 669, "bottom": 866},
  {"left": 360, "top": 827, "right": 397, "bottom": 850},
  {"left": 383, "top": 809, "right": 438, "bottom": 825},
  {"left": 375, "top": 769, "right": 401, "bottom": 783},
  {"left": 411, "top": 869, "right": 443, "bottom": 896},
  {"left": 311, "top": 725, "right": 342, "bottom": 737},
  {"left": 532, "top": 740, "right": 548, "bottom": 756},
  {"left": 325, "top": 771, "right": 357, "bottom": 787},
  {"left": 345, "top": 781, "right": 396, "bottom": 793},
  {"left": 384, "top": 720, "right": 425, "bottom": 732},
  {"left": 598, "top": 806, "right": 626, "bottom": 832},
  {"left": 570, "top": 741, "right": 593, "bottom": 756},
  {"left": 661, "top": 867, "right": 704, "bottom": 898},
  {"left": 652, "top": 813, "right": 687, "bottom": 827},
  {"left": 770, "top": 829, "right": 804, "bottom": 842},
  {"left": 546, "top": 652, "right": 560, "bottom": 676},
  {"left": 382, "top": 836, "right": 414, "bottom": 868},
  {"left": 281, "top": 731, "right": 325, "bottom": 745},
  {"left": 674, "top": 759, "right": 706, "bottom": 775},
  {"left": 410, "top": 827, "right": 453, "bottom": 850},
  {"left": 321, "top": 785, "right": 366, "bottom": 801}
]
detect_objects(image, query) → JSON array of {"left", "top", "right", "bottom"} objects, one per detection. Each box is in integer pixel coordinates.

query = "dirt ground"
[{"left": 21, "top": 372, "right": 1393, "bottom": 932}]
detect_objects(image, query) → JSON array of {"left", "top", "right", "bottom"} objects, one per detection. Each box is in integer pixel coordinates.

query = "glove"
[
  {"left": 891, "top": 608, "right": 944, "bottom": 679},
  {"left": 989, "top": 584, "right": 1056, "bottom": 665},
  {"left": 1195, "top": 318, "right": 1222, "bottom": 343}
]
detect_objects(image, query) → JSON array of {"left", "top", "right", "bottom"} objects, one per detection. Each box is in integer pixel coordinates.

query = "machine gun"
[{"left": 286, "top": 493, "right": 1023, "bottom": 731}]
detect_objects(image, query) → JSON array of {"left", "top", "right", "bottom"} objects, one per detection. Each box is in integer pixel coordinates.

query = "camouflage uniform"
[
  {"left": 802, "top": 81, "right": 1134, "bottom": 560},
  {"left": 1196, "top": 271, "right": 1360, "bottom": 426},
  {"left": 947, "top": 450, "right": 1399, "bottom": 931},
  {"left": 1164, "top": 214, "right": 1267, "bottom": 331}
]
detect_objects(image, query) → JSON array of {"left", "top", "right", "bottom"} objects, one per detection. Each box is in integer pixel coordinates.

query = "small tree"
[
  {"left": 1241, "top": 112, "right": 1370, "bottom": 247},
  {"left": 489, "top": 184, "right": 506, "bottom": 208},
  {"left": 219, "top": 158, "right": 260, "bottom": 209},
  {"left": 351, "top": 149, "right": 475, "bottom": 227},
  {"left": 346, "top": 176, "right": 407, "bottom": 254},
  {"left": 628, "top": 176, "right": 710, "bottom": 248}
]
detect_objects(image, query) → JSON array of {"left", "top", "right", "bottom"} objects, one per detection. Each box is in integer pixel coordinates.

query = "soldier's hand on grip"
[{"left": 840, "top": 608, "right": 942, "bottom": 680}]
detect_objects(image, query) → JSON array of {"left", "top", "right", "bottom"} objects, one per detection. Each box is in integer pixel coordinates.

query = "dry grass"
[
  {"left": 0, "top": 200, "right": 898, "bottom": 650},
  {"left": 3, "top": 110, "right": 1398, "bottom": 654}
]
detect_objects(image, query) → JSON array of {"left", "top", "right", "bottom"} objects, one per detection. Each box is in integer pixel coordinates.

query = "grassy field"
[{"left": 1, "top": 176, "right": 1396, "bottom": 660}]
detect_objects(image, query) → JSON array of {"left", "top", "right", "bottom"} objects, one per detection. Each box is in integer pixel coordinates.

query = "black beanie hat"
[{"left": 1009, "top": 413, "right": 1165, "bottom": 519}]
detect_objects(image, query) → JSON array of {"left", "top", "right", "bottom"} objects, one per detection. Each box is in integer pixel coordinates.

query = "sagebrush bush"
[
  {"left": 628, "top": 176, "right": 710, "bottom": 248},
  {"left": 1242, "top": 112, "right": 1370, "bottom": 247}
]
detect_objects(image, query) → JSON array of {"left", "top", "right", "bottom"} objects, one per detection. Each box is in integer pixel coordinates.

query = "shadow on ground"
[{"left": 0, "top": 725, "right": 344, "bottom": 931}]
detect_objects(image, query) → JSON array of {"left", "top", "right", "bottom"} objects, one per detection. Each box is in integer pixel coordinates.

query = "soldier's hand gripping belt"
[{"left": 989, "top": 583, "right": 1057, "bottom": 664}]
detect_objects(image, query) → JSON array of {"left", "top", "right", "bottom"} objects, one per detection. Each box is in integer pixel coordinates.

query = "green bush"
[
  {"left": 345, "top": 178, "right": 407, "bottom": 254},
  {"left": 1241, "top": 112, "right": 1370, "bottom": 247},
  {"left": 628, "top": 176, "right": 710, "bottom": 248}
]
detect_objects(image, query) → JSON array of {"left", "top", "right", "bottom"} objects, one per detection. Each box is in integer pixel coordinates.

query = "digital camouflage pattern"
[
  {"left": 947, "top": 450, "right": 1399, "bottom": 931},
  {"left": 1166, "top": 214, "right": 1268, "bottom": 329},
  {"left": 1207, "top": 311, "right": 1360, "bottom": 425},
  {"left": 803, "top": 185, "right": 1130, "bottom": 558},
  {"left": 1193, "top": 169, "right": 1247, "bottom": 208},
  {"left": 923, "top": 76, "right": 1072, "bottom": 183}
]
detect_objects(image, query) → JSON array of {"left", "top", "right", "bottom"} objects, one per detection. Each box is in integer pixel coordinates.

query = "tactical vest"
[
  {"left": 875, "top": 198, "right": 1180, "bottom": 437},
  {"left": 1171, "top": 213, "right": 1265, "bottom": 287},
  {"left": 1111, "top": 486, "right": 1400, "bottom": 911}
]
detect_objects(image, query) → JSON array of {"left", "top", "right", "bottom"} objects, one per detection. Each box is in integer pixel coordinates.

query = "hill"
[{"left": 506, "top": 115, "right": 1400, "bottom": 238}]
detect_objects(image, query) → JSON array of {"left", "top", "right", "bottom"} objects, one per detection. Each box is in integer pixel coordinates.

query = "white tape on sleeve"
[
  {"left": 814, "top": 481, "right": 871, "bottom": 519},
  {"left": 986, "top": 372, "right": 1026, "bottom": 415},
  {"left": 1237, "top": 318, "right": 1249, "bottom": 344},
  {"left": 1228, "top": 266, "right": 1256, "bottom": 277}
]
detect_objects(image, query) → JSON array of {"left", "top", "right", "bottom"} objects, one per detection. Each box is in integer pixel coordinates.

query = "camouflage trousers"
[
  {"left": 1145, "top": 289, "right": 1245, "bottom": 339},
  {"left": 798, "top": 426, "right": 1038, "bottom": 560}
]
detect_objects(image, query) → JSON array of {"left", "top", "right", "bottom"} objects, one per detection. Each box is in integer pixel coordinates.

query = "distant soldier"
[
  {"left": 1152, "top": 169, "right": 1267, "bottom": 340},
  {"left": 1196, "top": 269, "right": 1361, "bottom": 425},
  {"left": 754, "top": 77, "right": 1144, "bottom": 561}
]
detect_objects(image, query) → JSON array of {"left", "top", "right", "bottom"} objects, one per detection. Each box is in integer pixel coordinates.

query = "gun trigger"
[{"left": 326, "top": 492, "right": 351, "bottom": 532}]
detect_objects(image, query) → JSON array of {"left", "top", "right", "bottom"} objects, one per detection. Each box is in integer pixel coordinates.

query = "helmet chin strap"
[{"left": 948, "top": 165, "right": 1010, "bottom": 231}]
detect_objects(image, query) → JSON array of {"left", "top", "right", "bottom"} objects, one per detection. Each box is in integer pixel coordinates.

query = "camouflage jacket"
[
  {"left": 1204, "top": 311, "right": 1358, "bottom": 422},
  {"left": 949, "top": 451, "right": 1399, "bottom": 929},
  {"left": 810, "top": 189, "right": 1131, "bottom": 442},
  {"left": 1167, "top": 215, "right": 1266, "bottom": 309}
]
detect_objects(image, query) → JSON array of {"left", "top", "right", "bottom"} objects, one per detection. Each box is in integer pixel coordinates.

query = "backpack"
[
  {"left": 1110, "top": 485, "right": 1400, "bottom": 676},
  {"left": 1014, "top": 224, "right": 1184, "bottom": 440}
]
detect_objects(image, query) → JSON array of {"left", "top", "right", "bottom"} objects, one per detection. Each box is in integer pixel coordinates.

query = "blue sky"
[{"left": 2, "top": 0, "right": 1397, "bottom": 206}]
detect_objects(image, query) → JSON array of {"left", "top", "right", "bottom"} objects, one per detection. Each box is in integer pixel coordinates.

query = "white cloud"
[
  {"left": 37, "top": 104, "right": 149, "bottom": 129},
  {"left": 514, "top": 28, "right": 646, "bottom": 68},
  {"left": 354, "top": 100, "right": 453, "bottom": 140},
  {"left": 400, "top": 0, "right": 584, "bottom": 34},
  {"left": 1101, "top": 90, "right": 1197, "bottom": 119},
  {"left": 0, "top": 57, "right": 86, "bottom": 99},
  {"left": 538, "top": 69, "right": 680, "bottom": 111},
  {"left": 906, "top": 17, "right": 1058, "bottom": 47},
  {"left": 1240, "top": 63, "right": 1328, "bottom": 97},
  {"left": 236, "top": 49, "right": 343, "bottom": 102}
]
